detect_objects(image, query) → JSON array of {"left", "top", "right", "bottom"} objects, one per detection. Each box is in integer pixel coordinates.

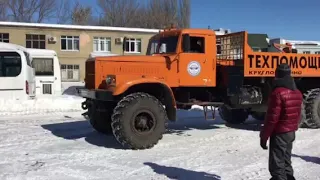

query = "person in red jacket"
[{"left": 260, "top": 63, "right": 303, "bottom": 180}]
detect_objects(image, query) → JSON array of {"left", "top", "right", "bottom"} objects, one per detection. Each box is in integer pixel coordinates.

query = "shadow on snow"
[
  {"left": 41, "top": 108, "right": 262, "bottom": 149},
  {"left": 292, "top": 154, "right": 320, "bottom": 165},
  {"left": 144, "top": 162, "right": 221, "bottom": 180}
]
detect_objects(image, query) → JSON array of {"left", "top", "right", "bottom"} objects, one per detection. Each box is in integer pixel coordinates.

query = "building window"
[
  {"left": 216, "top": 40, "right": 221, "bottom": 55},
  {"left": 26, "top": 34, "right": 46, "bottom": 49},
  {"left": 61, "top": 64, "right": 80, "bottom": 81},
  {"left": 61, "top": 36, "right": 80, "bottom": 51},
  {"left": 124, "top": 38, "right": 141, "bottom": 53},
  {"left": 93, "top": 37, "right": 111, "bottom": 52},
  {"left": 0, "top": 33, "right": 9, "bottom": 43},
  {"left": 0, "top": 52, "right": 21, "bottom": 77},
  {"left": 303, "top": 51, "right": 311, "bottom": 54},
  {"left": 32, "top": 58, "right": 54, "bottom": 76},
  {"left": 315, "top": 51, "right": 320, "bottom": 54}
]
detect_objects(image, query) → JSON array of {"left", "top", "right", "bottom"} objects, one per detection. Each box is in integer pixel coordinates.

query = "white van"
[
  {"left": 0, "top": 42, "right": 36, "bottom": 100},
  {"left": 27, "top": 49, "right": 62, "bottom": 95}
]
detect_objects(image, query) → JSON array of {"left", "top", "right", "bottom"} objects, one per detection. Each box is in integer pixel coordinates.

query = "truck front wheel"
[
  {"left": 87, "top": 101, "right": 113, "bottom": 134},
  {"left": 218, "top": 105, "right": 248, "bottom": 124},
  {"left": 111, "top": 92, "right": 168, "bottom": 150}
]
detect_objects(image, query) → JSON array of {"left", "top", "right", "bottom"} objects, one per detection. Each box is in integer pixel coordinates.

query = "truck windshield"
[{"left": 146, "top": 36, "right": 179, "bottom": 55}]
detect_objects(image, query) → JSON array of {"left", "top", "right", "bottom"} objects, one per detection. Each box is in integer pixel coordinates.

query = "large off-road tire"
[
  {"left": 302, "top": 89, "right": 320, "bottom": 128},
  {"left": 249, "top": 102, "right": 306, "bottom": 128},
  {"left": 299, "top": 102, "right": 307, "bottom": 128},
  {"left": 218, "top": 105, "right": 249, "bottom": 124},
  {"left": 111, "top": 92, "right": 168, "bottom": 150},
  {"left": 88, "top": 101, "right": 113, "bottom": 134}
]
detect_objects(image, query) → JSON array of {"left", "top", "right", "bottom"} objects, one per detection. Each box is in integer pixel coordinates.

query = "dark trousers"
[{"left": 269, "top": 131, "right": 296, "bottom": 180}]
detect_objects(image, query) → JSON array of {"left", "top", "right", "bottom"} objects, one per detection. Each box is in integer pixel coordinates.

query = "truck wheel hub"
[{"left": 133, "top": 111, "right": 155, "bottom": 133}]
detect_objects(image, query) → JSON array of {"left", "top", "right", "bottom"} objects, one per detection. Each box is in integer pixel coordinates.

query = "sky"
[{"left": 79, "top": 0, "right": 320, "bottom": 41}]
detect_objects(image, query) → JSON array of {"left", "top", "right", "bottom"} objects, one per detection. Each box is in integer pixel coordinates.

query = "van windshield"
[{"left": 146, "top": 36, "right": 179, "bottom": 55}]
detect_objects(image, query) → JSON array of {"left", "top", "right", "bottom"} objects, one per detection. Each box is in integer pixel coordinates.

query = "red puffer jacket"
[{"left": 260, "top": 87, "right": 303, "bottom": 142}]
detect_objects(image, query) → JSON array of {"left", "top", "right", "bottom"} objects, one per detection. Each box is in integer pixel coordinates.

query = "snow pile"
[{"left": 0, "top": 95, "right": 85, "bottom": 115}]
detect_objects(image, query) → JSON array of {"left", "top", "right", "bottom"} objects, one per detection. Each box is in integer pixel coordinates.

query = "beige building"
[{"left": 0, "top": 21, "right": 159, "bottom": 82}]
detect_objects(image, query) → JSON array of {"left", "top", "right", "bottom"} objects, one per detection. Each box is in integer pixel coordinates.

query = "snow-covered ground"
[{"left": 0, "top": 84, "right": 319, "bottom": 180}]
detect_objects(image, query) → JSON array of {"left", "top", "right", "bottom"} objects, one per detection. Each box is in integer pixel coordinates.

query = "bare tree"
[
  {"left": 145, "top": 0, "right": 179, "bottom": 29},
  {"left": 56, "top": 0, "right": 71, "bottom": 24},
  {"left": 36, "top": 0, "right": 56, "bottom": 23},
  {"left": 0, "top": 0, "right": 8, "bottom": 21},
  {"left": 178, "top": 0, "right": 190, "bottom": 28},
  {"left": 98, "top": 0, "right": 141, "bottom": 27},
  {"left": 0, "top": 0, "right": 191, "bottom": 28},
  {"left": 71, "top": 2, "right": 92, "bottom": 25},
  {"left": 4, "top": 0, "right": 57, "bottom": 23}
]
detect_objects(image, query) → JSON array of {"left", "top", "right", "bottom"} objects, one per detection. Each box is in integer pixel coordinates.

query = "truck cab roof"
[{"left": 156, "top": 28, "right": 217, "bottom": 37}]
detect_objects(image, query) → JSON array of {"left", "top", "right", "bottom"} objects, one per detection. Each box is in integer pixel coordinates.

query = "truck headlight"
[{"left": 106, "top": 75, "right": 116, "bottom": 85}]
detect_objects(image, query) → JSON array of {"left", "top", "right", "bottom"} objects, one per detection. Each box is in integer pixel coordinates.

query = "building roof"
[
  {"left": 284, "top": 40, "right": 320, "bottom": 46},
  {"left": 0, "top": 21, "right": 231, "bottom": 36},
  {"left": 0, "top": 42, "right": 28, "bottom": 52},
  {"left": 248, "top": 34, "right": 269, "bottom": 48},
  {"left": 0, "top": 21, "right": 160, "bottom": 33}
]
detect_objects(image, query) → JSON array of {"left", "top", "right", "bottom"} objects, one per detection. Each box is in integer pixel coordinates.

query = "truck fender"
[{"left": 113, "top": 79, "right": 177, "bottom": 121}]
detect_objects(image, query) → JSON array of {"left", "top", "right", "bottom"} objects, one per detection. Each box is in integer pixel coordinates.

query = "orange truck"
[{"left": 78, "top": 27, "right": 320, "bottom": 150}]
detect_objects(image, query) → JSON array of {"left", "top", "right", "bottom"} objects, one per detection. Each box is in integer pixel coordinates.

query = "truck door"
[{"left": 178, "top": 34, "right": 216, "bottom": 87}]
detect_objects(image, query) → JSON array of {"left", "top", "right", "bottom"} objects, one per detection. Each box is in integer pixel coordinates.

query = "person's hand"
[{"left": 260, "top": 138, "right": 268, "bottom": 150}]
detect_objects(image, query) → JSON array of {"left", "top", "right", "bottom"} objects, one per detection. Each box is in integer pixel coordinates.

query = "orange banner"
[{"left": 244, "top": 52, "right": 320, "bottom": 77}]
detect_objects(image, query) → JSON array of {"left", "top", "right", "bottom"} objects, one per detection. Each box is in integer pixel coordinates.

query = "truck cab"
[{"left": 145, "top": 28, "right": 217, "bottom": 87}]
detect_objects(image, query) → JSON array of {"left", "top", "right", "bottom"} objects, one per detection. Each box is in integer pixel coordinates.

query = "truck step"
[
  {"left": 203, "top": 106, "right": 216, "bottom": 120},
  {"left": 176, "top": 101, "right": 223, "bottom": 120},
  {"left": 176, "top": 101, "right": 224, "bottom": 107}
]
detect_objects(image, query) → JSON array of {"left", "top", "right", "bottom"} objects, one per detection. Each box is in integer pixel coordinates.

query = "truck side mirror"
[{"left": 182, "top": 34, "right": 190, "bottom": 52}]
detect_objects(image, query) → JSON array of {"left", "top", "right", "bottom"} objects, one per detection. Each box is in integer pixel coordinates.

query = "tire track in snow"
[
  {"left": 0, "top": 109, "right": 83, "bottom": 117},
  {"left": 119, "top": 130, "right": 264, "bottom": 179},
  {"left": 0, "top": 113, "right": 87, "bottom": 150}
]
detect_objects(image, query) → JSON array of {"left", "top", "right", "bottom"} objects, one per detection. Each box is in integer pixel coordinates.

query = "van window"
[
  {"left": 32, "top": 58, "right": 54, "bottom": 76},
  {"left": 23, "top": 52, "right": 32, "bottom": 67},
  {"left": 0, "top": 52, "right": 22, "bottom": 77}
]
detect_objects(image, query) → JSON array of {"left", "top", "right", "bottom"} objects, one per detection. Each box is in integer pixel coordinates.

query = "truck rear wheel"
[
  {"left": 87, "top": 101, "right": 113, "bottom": 134},
  {"left": 250, "top": 104, "right": 306, "bottom": 128},
  {"left": 218, "top": 105, "right": 248, "bottom": 124},
  {"left": 251, "top": 112, "right": 265, "bottom": 121},
  {"left": 299, "top": 102, "right": 306, "bottom": 128},
  {"left": 111, "top": 92, "right": 168, "bottom": 150},
  {"left": 302, "top": 89, "right": 320, "bottom": 128}
]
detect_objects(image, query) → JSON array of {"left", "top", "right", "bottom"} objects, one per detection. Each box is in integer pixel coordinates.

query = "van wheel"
[
  {"left": 111, "top": 92, "right": 168, "bottom": 150},
  {"left": 302, "top": 89, "right": 320, "bottom": 128},
  {"left": 88, "top": 101, "right": 113, "bottom": 134},
  {"left": 218, "top": 105, "right": 248, "bottom": 124}
]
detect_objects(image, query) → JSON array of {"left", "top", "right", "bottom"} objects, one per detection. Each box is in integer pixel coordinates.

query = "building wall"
[{"left": 0, "top": 25, "right": 157, "bottom": 81}]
